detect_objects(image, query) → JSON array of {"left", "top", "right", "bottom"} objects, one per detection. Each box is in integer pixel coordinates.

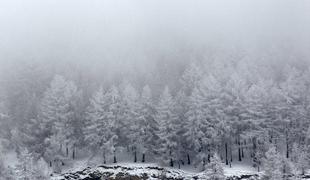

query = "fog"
[
  {"left": 0, "top": 0, "right": 310, "bottom": 93},
  {"left": 1, "top": 0, "right": 309, "bottom": 70}
]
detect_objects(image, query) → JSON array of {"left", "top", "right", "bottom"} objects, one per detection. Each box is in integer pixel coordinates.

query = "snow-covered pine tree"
[
  {"left": 174, "top": 90, "right": 190, "bottom": 167},
  {"left": 291, "top": 143, "right": 308, "bottom": 175},
  {"left": 155, "top": 86, "right": 179, "bottom": 167},
  {"left": 19, "top": 118, "right": 46, "bottom": 159},
  {"left": 138, "top": 85, "right": 157, "bottom": 163},
  {"left": 84, "top": 87, "right": 110, "bottom": 163},
  {"left": 263, "top": 146, "right": 282, "bottom": 180},
  {"left": 15, "top": 148, "right": 48, "bottom": 180},
  {"left": 203, "top": 153, "right": 225, "bottom": 180},
  {"left": 199, "top": 75, "right": 224, "bottom": 164},
  {"left": 122, "top": 83, "right": 141, "bottom": 162},
  {"left": 279, "top": 66, "right": 308, "bottom": 159},
  {"left": 180, "top": 62, "right": 203, "bottom": 96},
  {"left": 39, "top": 75, "right": 76, "bottom": 167},
  {"left": 224, "top": 72, "right": 248, "bottom": 163},
  {"left": 244, "top": 79, "right": 273, "bottom": 171},
  {"left": 184, "top": 86, "right": 210, "bottom": 168},
  {"left": 105, "top": 85, "right": 122, "bottom": 163},
  {"left": 63, "top": 81, "right": 81, "bottom": 158}
]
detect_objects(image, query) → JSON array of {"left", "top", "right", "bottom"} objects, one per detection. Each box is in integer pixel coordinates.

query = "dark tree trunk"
[
  {"left": 257, "top": 166, "right": 260, "bottom": 172},
  {"left": 72, "top": 148, "right": 75, "bottom": 159},
  {"left": 225, "top": 142, "right": 228, "bottom": 165},
  {"left": 50, "top": 161, "right": 52, "bottom": 167},
  {"left": 66, "top": 147, "right": 69, "bottom": 157},
  {"left": 187, "top": 153, "right": 191, "bottom": 165},
  {"left": 103, "top": 151, "right": 106, "bottom": 164},
  {"left": 302, "top": 168, "right": 305, "bottom": 175},
  {"left": 238, "top": 139, "right": 242, "bottom": 161},
  {"left": 170, "top": 158, "right": 173, "bottom": 167},
  {"left": 241, "top": 141, "right": 244, "bottom": 158},
  {"left": 208, "top": 153, "right": 211, "bottom": 163},
  {"left": 113, "top": 151, "right": 117, "bottom": 163},
  {"left": 286, "top": 141, "right": 289, "bottom": 158},
  {"left": 230, "top": 142, "right": 233, "bottom": 163},
  {"left": 252, "top": 138, "right": 257, "bottom": 158},
  {"left": 142, "top": 153, "right": 145, "bottom": 163},
  {"left": 203, "top": 157, "right": 206, "bottom": 168},
  {"left": 134, "top": 151, "right": 137, "bottom": 162},
  {"left": 285, "top": 130, "right": 289, "bottom": 158},
  {"left": 207, "top": 145, "right": 211, "bottom": 163},
  {"left": 178, "top": 161, "right": 181, "bottom": 169}
]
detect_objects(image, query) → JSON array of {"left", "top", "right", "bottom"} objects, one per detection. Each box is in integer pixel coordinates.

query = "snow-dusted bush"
[{"left": 203, "top": 153, "right": 225, "bottom": 180}]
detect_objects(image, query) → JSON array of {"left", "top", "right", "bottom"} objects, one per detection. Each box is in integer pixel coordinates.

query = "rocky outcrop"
[{"left": 52, "top": 165, "right": 261, "bottom": 180}]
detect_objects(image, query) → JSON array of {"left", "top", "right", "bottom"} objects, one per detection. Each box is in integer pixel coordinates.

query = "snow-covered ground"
[
  {"left": 223, "top": 160, "right": 258, "bottom": 177},
  {"left": 2, "top": 151, "right": 18, "bottom": 168},
  {"left": 52, "top": 158, "right": 260, "bottom": 180}
]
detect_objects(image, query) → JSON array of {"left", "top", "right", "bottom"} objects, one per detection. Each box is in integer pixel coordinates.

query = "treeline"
[{"left": 1, "top": 60, "right": 310, "bottom": 177}]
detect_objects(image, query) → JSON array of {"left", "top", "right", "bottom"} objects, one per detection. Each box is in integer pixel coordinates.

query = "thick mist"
[{"left": 0, "top": 0, "right": 309, "bottom": 71}]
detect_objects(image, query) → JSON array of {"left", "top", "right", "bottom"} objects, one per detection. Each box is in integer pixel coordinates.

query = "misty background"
[{"left": 1, "top": 0, "right": 309, "bottom": 88}]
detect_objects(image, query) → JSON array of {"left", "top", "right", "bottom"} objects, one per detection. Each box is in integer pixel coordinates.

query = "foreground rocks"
[{"left": 52, "top": 165, "right": 261, "bottom": 180}]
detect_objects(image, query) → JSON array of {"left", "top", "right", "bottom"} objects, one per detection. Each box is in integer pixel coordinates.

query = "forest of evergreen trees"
[{"left": 1, "top": 58, "right": 310, "bottom": 179}]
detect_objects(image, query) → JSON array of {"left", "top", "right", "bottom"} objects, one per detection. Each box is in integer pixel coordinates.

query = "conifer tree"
[
  {"left": 155, "top": 86, "right": 179, "bottom": 167},
  {"left": 263, "top": 146, "right": 282, "bottom": 180},
  {"left": 39, "top": 75, "right": 77, "bottom": 166},
  {"left": 203, "top": 153, "right": 225, "bottom": 180},
  {"left": 185, "top": 87, "right": 211, "bottom": 167},
  {"left": 138, "top": 85, "right": 157, "bottom": 162}
]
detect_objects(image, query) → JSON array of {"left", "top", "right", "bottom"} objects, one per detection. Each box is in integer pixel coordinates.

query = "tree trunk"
[
  {"left": 241, "top": 141, "right": 244, "bottom": 158},
  {"left": 187, "top": 153, "right": 191, "bottom": 165},
  {"left": 238, "top": 139, "right": 242, "bottom": 161},
  {"left": 230, "top": 142, "right": 233, "bottom": 163},
  {"left": 72, "top": 147, "right": 75, "bottom": 159},
  {"left": 252, "top": 138, "right": 257, "bottom": 158},
  {"left": 170, "top": 158, "right": 173, "bottom": 167},
  {"left": 50, "top": 161, "right": 52, "bottom": 167},
  {"left": 203, "top": 157, "right": 206, "bottom": 167},
  {"left": 66, "top": 146, "right": 69, "bottom": 157},
  {"left": 113, "top": 150, "right": 117, "bottom": 163},
  {"left": 302, "top": 168, "right": 305, "bottom": 175},
  {"left": 257, "top": 165, "right": 260, "bottom": 172},
  {"left": 286, "top": 141, "right": 289, "bottom": 158},
  {"left": 286, "top": 131, "right": 289, "bottom": 158},
  {"left": 134, "top": 150, "right": 137, "bottom": 162},
  {"left": 103, "top": 151, "right": 106, "bottom": 164},
  {"left": 142, "top": 153, "right": 145, "bottom": 163},
  {"left": 225, "top": 142, "right": 228, "bottom": 165}
]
